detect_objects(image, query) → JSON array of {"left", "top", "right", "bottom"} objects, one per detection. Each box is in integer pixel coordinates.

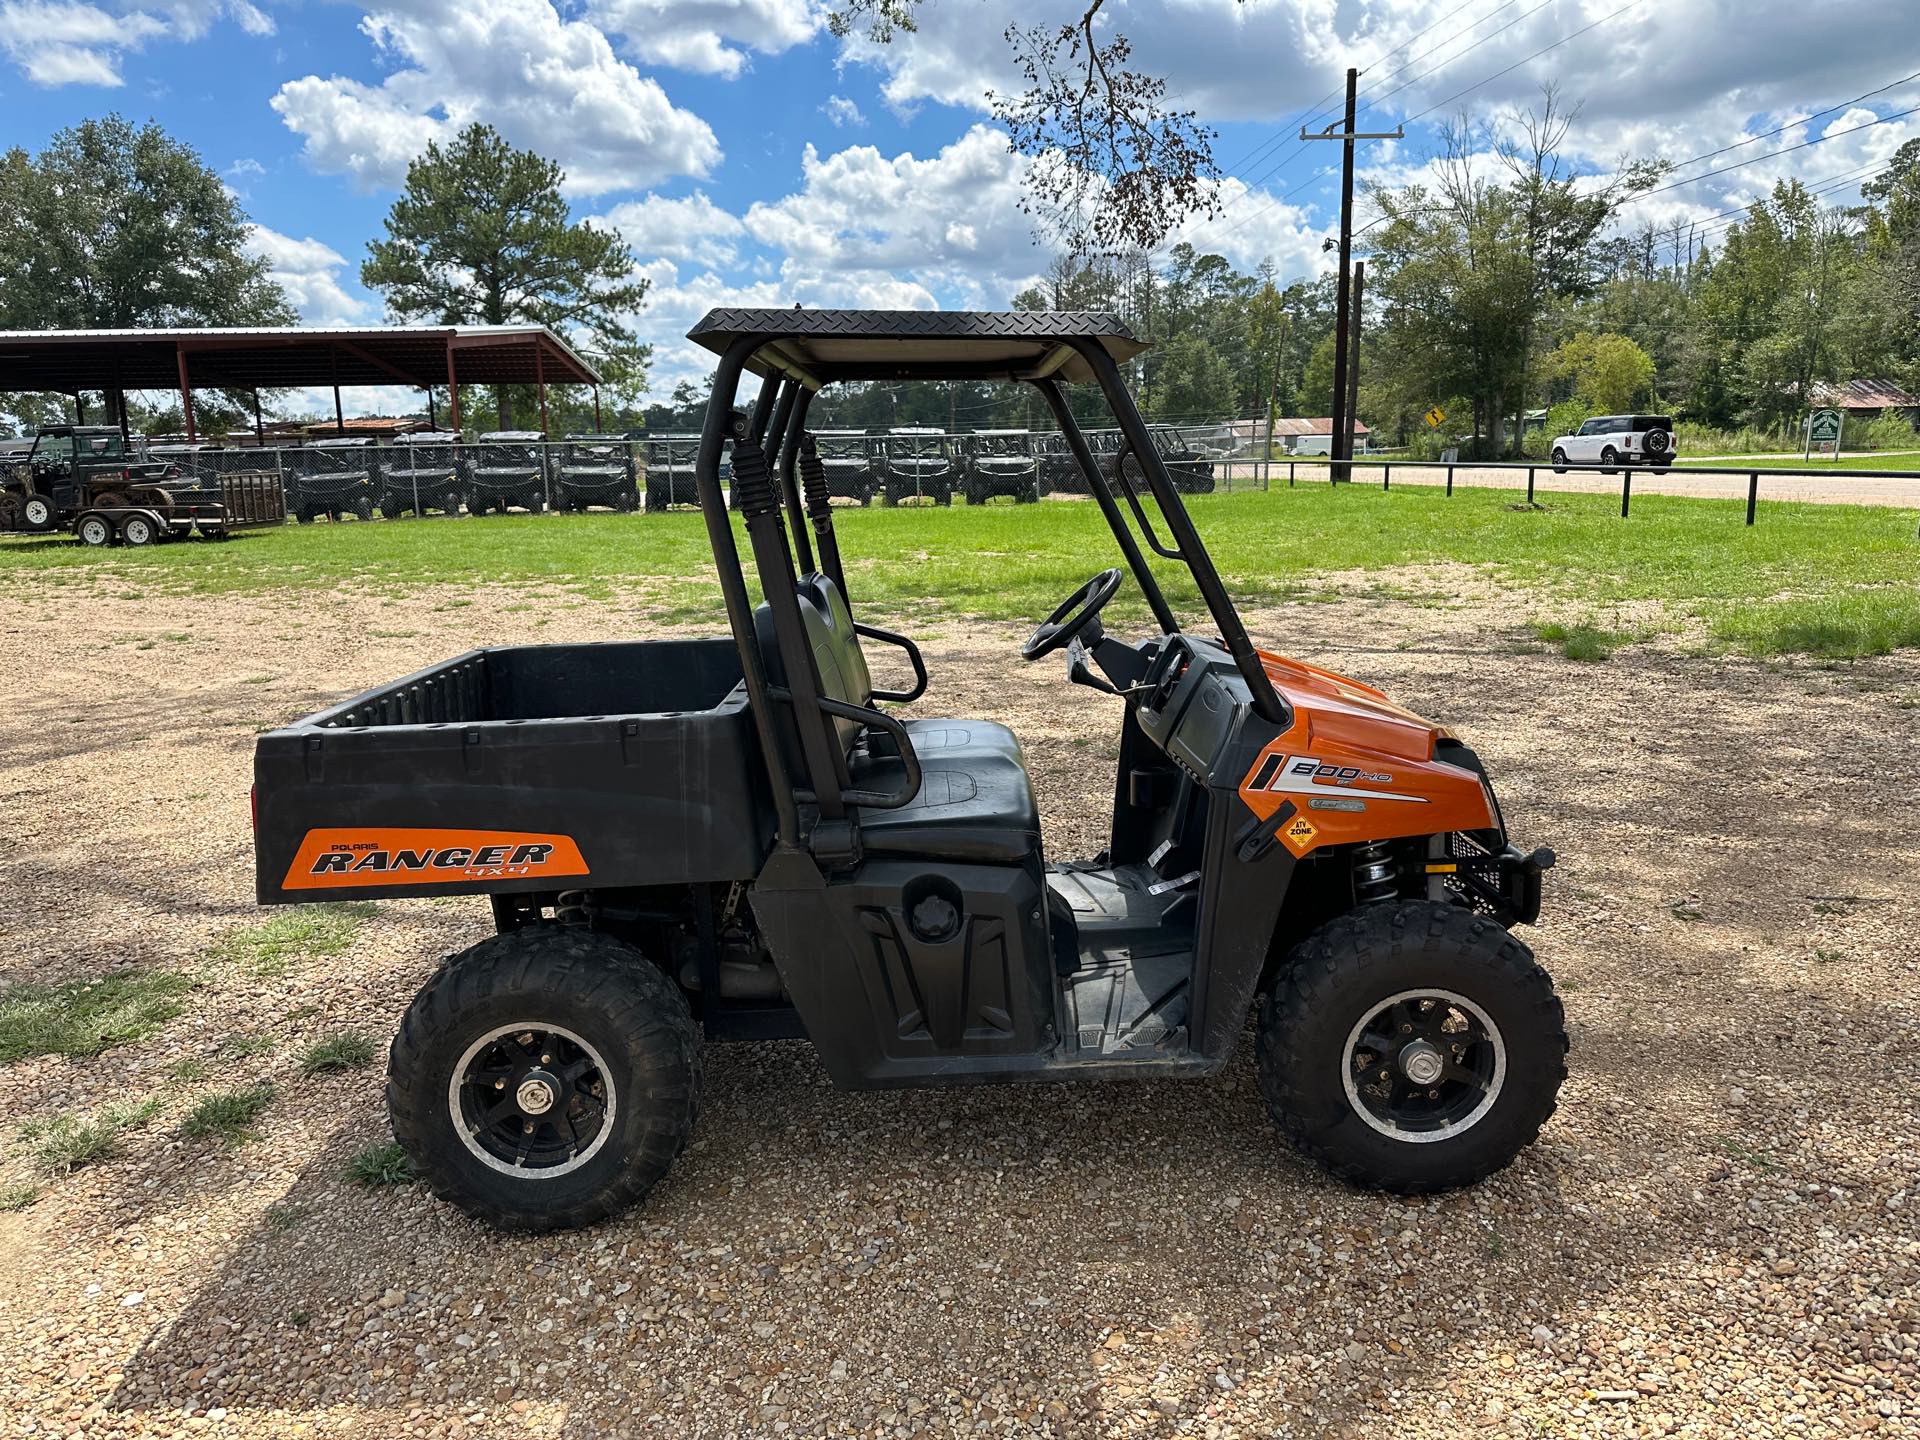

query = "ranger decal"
[{"left": 284, "top": 828, "right": 590, "bottom": 890}]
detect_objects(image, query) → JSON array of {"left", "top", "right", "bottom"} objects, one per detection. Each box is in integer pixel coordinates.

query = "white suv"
[{"left": 1549, "top": 414, "right": 1676, "bottom": 472}]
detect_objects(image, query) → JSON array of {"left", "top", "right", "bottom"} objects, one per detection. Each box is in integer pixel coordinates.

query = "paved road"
[{"left": 1215, "top": 460, "right": 1920, "bottom": 509}]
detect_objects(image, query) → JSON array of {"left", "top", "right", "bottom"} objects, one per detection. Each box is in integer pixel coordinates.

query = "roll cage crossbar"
[{"left": 689, "top": 310, "right": 1289, "bottom": 848}]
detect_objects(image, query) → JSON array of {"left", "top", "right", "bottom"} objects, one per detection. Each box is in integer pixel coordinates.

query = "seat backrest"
[{"left": 753, "top": 571, "right": 874, "bottom": 776}]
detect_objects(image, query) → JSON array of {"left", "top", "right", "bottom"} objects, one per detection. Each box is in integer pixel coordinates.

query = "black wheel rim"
[
  {"left": 449, "top": 1023, "right": 616, "bottom": 1177},
  {"left": 1341, "top": 988, "right": 1506, "bottom": 1142}
]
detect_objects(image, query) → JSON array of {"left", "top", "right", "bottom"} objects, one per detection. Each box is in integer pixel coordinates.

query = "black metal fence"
[{"left": 1254, "top": 455, "right": 1919, "bottom": 525}]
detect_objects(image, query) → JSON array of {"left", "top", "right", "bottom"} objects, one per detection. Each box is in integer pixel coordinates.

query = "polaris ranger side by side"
[
  {"left": 962, "top": 429, "right": 1042, "bottom": 505},
  {"left": 252, "top": 310, "right": 1566, "bottom": 1232},
  {"left": 876, "top": 427, "right": 957, "bottom": 506}
]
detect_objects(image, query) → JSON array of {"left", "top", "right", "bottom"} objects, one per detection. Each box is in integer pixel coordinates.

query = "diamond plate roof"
[{"left": 686, "top": 308, "right": 1146, "bottom": 386}]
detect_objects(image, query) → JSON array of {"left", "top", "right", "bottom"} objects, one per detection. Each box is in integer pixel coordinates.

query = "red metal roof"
[{"left": 0, "top": 325, "right": 600, "bottom": 394}]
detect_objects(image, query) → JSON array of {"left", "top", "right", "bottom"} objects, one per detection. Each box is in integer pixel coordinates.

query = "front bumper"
[{"left": 1438, "top": 841, "right": 1555, "bottom": 926}]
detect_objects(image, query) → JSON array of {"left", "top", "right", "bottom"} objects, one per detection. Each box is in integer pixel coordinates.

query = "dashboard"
[{"left": 1133, "top": 634, "right": 1257, "bottom": 782}]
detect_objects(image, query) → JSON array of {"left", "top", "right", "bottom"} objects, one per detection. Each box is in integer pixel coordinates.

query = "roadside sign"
[
  {"left": 1806, "top": 408, "right": 1842, "bottom": 460},
  {"left": 1424, "top": 405, "right": 1446, "bottom": 429}
]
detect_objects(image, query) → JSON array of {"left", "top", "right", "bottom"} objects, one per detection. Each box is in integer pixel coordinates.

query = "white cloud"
[
  {"left": 835, "top": 0, "right": 1920, "bottom": 235},
  {"left": 272, "top": 0, "right": 722, "bottom": 194},
  {"left": 0, "top": 1, "right": 166, "bottom": 86},
  {"left": 598, "top": 190, "right": 748, "bottom": 265},
  {"left": 158, "top": 0, "right": 274, "bottom": 40},
  {"left": 822, "top": 94, "right": 865, "bottom": 127},
  {"left": 0, "top": 0, "right": 269, "bottom": 86},
  {"left": 621, "top": 125, "right": 1333, "bottom": 398},
  {"left": 246, "top": 225, "right": 372, "bottom": 328},
  {"left": 586, "top": 0, "right": 819, "bottom": 79}
]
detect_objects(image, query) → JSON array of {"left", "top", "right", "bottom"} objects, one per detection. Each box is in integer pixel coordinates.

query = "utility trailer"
[
  {"left": 288, "top": 438, "right": 379, "bottom": 522},
  {"left": 73, "top": 468, "right": 284, "bottom": 546},
  {"left": 2, "top": 425, "right": 177, "bottom": 533},
  {"left": 553, "top": 435, "right": 639, "bottom": 513},
  {"left": 876, "top": 427, "right": 957, "bottom": 505},
  {"left": 467, "top": 432, "right": 549, "bottom": 514},
  {"left": 962, "top": 429, "right": 1041, "bottom": 504},
  {"left": 253, "top": 309, "right": 1564, "bottom": 1233},
  {"left": 380, "top": 432, "right": 466, "bottom": 518},
  {"left": 641, "top": 435, "right": 702, "bottom": 512}
]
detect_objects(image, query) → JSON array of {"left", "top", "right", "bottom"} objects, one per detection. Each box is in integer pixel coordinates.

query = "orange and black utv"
[{"left": 251, "top": 310, "right": 1565, "bottom": 1231}]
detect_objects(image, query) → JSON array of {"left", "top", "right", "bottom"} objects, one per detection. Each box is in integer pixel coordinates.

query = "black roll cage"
[{"left": 692, "top": 317, "right": 1289, "bottom": 850}]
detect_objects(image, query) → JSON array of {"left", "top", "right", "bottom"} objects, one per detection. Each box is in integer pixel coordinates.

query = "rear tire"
[
  {"left": 1256, "top": 901, "right": 1566, "bottom": 1194},
  {"left": 388, "top": 928, "right": 700, "bottom": 1232},
  {"left": 1600, "top": 446, "right": 1619, "bottom": 473},
  {"left": 120, "top": 514, "right": 158, "bottom": 547},
  {"left": 77, "top": 514, "right": 114, "bottom": 547}
]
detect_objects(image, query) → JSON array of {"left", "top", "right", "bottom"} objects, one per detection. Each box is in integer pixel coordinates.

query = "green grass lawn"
[
  {"left": 1670, "top": 452, "right": 1920, "bottom": 473},
  {"left": 3, "top": 485, "right": 1917, "bottom": 655}
]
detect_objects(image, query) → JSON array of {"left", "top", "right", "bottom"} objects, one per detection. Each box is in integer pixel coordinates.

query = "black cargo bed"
[{"left": 253, "top": 639, "right": 772, "bottom": 903}]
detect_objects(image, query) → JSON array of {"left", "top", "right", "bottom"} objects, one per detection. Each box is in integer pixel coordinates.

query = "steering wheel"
[{"left": 1021, "top": 568, "right": 1125, "bottom": 661}]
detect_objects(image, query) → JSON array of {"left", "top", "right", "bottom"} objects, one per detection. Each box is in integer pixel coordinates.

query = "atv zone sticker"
[{"left": 283, "top": 828, "right": 589, "bottom": 890}]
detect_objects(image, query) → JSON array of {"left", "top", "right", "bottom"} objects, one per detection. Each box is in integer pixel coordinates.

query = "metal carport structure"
[{"left": 0, "top": 325, "right": 603, "bottom": 440}]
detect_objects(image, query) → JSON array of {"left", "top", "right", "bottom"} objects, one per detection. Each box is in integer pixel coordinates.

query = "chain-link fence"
[{"left": 125, "top": 421, "right": 1297, "bottom": 521}]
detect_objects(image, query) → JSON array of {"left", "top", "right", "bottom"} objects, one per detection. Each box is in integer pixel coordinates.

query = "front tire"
[
  {"left": 1551, "top": 447, "right": 1568, "bottom": 474},
  {"left": 388, "top": 928, "right": 700, "bottom": 1232},
  {"left": 22, "top": 495, "right": 56, "bottom": 531},
  {"left": 1256, "top": 901, "right": 1566, "bottom": 1194},
  {"left": 77, "top": 514, "right": 114, "bottom": 547}
]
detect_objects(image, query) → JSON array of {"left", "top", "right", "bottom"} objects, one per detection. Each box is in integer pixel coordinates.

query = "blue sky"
[{"left": 2, "top": 0, "right": 1916, "bottom": 406}]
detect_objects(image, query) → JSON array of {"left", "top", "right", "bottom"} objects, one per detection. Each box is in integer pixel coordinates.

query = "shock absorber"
[{"left": 1352, "top": 840, "right": 1399, "bottom": 905}]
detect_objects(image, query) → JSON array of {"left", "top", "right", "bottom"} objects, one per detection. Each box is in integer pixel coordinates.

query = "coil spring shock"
[
  {"left": 1352, "top": 840, "right": 1399, "bottom": 905},
  {"left": 555, "top": 889, "right": 589, "bottom": 926}
]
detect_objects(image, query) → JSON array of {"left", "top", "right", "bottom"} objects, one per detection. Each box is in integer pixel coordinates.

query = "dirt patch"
[{"left": 1, "top": 575, "right": 1915, "bottom": 1439}]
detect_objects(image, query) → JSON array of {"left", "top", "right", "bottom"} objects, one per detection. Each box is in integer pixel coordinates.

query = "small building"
[
  {"left": 1268, "top": 416, "right": 1372, "bottom": 456},
  {"left": 1809, "top": 379, "right": 1920, "bottom": 421}
]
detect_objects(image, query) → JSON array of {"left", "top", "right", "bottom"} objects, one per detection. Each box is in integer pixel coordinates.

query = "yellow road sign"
[{"left": 1424, "top": 405, "right": 1446, "bottom": 429}]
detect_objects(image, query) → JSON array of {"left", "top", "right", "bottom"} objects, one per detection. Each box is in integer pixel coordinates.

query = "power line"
[
  {"left": 1663, "top": 68, "right": 1920, "bottom": 175},
  {"left": 1200, "top": 0, "right": 1607, "bottom": 250},
  {"left": 1219, "top": 0, "right": 1499, "bottom": 186},
  {"left": 1355, "top": 0, "right": 1555, "bottom": 122},
  {"left": 1638, "top": 101, "right": 1920, "bottom": 198},
  {"left": 1402, "top": 0, "right": 1645, "bottom": 125},
  {"left": 1225, "top": 0, "right": 1541, "bottom": 210}
]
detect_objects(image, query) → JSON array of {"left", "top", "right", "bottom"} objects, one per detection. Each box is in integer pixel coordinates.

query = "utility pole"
[
  {"left": 1343, "top": 261, "right": 1365, "bottom": 470},
  {"left": 1304, "top": 68, "right": 1401, "bottom": 482}
]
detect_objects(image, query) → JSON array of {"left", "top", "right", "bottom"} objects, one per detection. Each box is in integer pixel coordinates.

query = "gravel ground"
[{"left": 1, "top": 570, "right": 1917, "bottom": 1440}]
